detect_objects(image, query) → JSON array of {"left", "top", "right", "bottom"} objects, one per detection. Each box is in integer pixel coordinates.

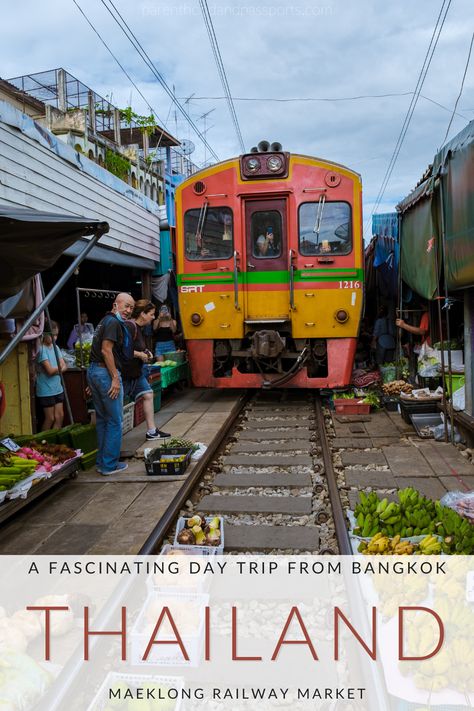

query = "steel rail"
[
  {"left": 314, "top": 394, "right": 352, "bottom": 555},
  {"left": 138, "top": 391, "right": 250, "bottom": 555}
]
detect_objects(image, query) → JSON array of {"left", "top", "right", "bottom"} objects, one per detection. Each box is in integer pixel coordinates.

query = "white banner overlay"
[{"left": 0, "top": 556, "right": 472, "bottom": 710}]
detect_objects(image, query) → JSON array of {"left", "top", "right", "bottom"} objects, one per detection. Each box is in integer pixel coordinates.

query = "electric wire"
[
  {"left": 366, "top": 0, "right": 452, "bottom": 233},
  {"left": 72, "top": 0, "right": 170, "bottom": 149},
  {"left": 198, "top": 0, "right": 245, "bottom": 153},
  {"left": 98, "top": 0, "right": 219, "bottom": 161},
  {"left": 442, "top": 31, "right": 474, "bottom": 145}
]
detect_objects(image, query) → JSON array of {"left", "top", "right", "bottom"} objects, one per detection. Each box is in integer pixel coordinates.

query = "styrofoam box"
[
  {"left": 433, "top": 349, "right": 463, "bottom": 365},
  {"left": 86, "top": 672, "right": 184, "bottom": 711},
  {"left": 131, "top": 591, "right": 209, "bottom": 667},
  {"left": 146, "top": 545, "right": 214, "bottom": 594},
  {"left": 174, "top": 516, "right": 224, "bottom": 555}
]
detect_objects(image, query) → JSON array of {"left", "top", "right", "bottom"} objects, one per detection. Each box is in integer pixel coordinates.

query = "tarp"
[
  {"left": 0, "top": 205, "right": 108, "bottom": 299},
  {"left": 399, "top": 192, "right": 440, "bottom": 301},
  {"left": 433, "top": 120, "right": 474, "bottom": 291},
  {"left": 371, "top": 213, "right": 399, "bottom": 299}
]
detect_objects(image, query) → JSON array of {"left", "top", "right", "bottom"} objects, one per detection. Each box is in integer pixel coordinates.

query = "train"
[{"left": 175, "top": 140, "right": 363, "bottom": 389}]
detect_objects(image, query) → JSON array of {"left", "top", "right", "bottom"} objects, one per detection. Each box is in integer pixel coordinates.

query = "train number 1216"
[{"left": 339, "top": 280, "right": 361, "bottom": 289}]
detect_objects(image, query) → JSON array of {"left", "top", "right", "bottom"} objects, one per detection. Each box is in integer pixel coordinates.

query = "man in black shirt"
[{"left": 87, "top": 293, "right": 135, "bottom": 475}]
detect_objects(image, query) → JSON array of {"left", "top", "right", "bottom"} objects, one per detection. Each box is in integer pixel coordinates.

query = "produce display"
[
  {"left": 0, "top": 450, "right": 39, "bottom": 492},
  {"left": 17, "top": 443, "right": 77, "bottom": 468},
  {"left": 154, "top": 438, "right": 197, "bottom": 452},
  {"left": 381, "top": 380, "right": 413, "bottom": 396},
  {"left": 176, "top": 515, "right": 222, "bottom": 547},
  {"left": 160, "top": 359, "right": 179, "bottom": 367},
  {"left": 358, "top": 533, "right": 441, "bottom": 555},
  {"left": 74, "top": 339, "right": 91, "bottom": 367},
  {"left": 352, "top": 487, "right": 474, "bottom": 554}
]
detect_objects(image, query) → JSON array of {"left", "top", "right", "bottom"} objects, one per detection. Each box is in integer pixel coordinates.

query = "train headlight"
[
  {"left": 267, "top": 155, "right": 283, "bottom": 172},
  {"left": 246, "top": 157, "right": 261, "bottom": 173},
  {"left": 335, "top": 309, "right": 349, "bottom": 323},
  {"left": 191, "top": 312, "right": 203, "bottom": 325}
]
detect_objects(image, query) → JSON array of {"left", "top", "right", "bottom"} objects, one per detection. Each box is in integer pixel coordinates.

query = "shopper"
[
  {"left": 122, "top": 300, "right": 171, "bottom": 441},
  {"left": 371, "top": 305, "right": 396, "bottom": 365},
  {"left": 153, "top": 305, "right": 177, "bottom": 360},
  {"left": 67, "top": 312, "right": 95, "bottom": 349},
  {"left": 87, "top": 293, "right": 135, "bottom": 476},
  {"left": 36, "top": 321, "right": 66, "bottom": 430}
]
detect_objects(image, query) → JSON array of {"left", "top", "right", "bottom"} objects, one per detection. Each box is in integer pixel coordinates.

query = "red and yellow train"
[{"left": 175, "top": 141, "right": 363, "bottom": 388}]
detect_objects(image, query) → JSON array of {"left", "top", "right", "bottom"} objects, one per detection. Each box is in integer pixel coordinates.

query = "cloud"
[{"left": 1, "top": 0, "right": 473, "bottom": 233}]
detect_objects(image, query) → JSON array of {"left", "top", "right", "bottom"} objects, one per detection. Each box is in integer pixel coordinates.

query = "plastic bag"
[
  {"left": 440, "top": 491, "right": 474, "bottom": 520},
  {"left": 452, "top": 385, "right": 465, "bottom": 412},
  {"left": 191, "top": 443, "right": 207, "bottom": 461},
  {"left": 433, "top": 422, "right": 462, "bottom": 443}
]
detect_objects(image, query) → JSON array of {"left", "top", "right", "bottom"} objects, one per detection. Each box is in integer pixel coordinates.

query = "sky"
[{"left": 1, "top": 0, "right": 473, "bottom": 238}]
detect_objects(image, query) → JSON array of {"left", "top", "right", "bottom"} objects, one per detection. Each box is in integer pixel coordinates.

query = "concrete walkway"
[
  {"left": 338, "top": 410, "right": 474, "bottom": 508},
  {"left": 0, "top": 388, "right": 242, "bottom": 555}
]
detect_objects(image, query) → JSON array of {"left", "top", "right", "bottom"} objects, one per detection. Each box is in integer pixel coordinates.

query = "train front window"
[
  {"left": 298, "top": 202, "right": 352, "bottom": 255},
  {"left": 184, "top": 206, "right": 233, "bottom": 260},
  {"left": 251, "top": 210, "right": 282, "bottom": 258}
]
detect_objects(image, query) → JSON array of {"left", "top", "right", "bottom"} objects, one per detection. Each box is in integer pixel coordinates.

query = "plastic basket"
[
  {"left": 122, "top": 401, "right": 135, "bottom": 435},
  {"left": 145, "top": 446, "right": 192, "bottom": 476},
  {"left": 333, "top": 398, "right": 370, "bottom": 415},
  {"left": 399, "top": 398, "right": 439, "bottom": 424},
  {"left": 80, "top": 449, "right": 98, "bottom": 471},
  {"left": 131, "top": 591, "right": 209, "bottom": 667},
  {"left": 134, "top": 396, "right": 146, "bottom": 427},
  {"left": 174, "top": 516, "right": 224, "bottom": 555},
  {"left": 151, "top": 380, "right": 162, "bottom": 413},
  {"left": 147, "top": 545, "right": 214, "bottom": 593},
  {"left": 86, "top": 672, "right": 184, "bottom": 711},
  {"left": 69, "top": 424, "right": 97, "bottom": 454}
]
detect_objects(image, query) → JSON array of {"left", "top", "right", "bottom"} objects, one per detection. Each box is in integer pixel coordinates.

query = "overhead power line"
[
  {"left": 367, "top": 0, "right": 452, "bottom": 230},
  {"left": 98, "top": 0, "right": 220, "bottom": 162},
  {"left": 198, "top": 0, "right": 245, "bottom": 153},
  {"left": 72, "top": 0, "right": 169, "bottom": 147},
  {"left": 442, "top": 31, "right": 474, "bottom": 145}
]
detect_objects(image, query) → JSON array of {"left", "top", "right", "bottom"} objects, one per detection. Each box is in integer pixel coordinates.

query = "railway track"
[{"left": 140, "top": 390, "right": 351, "bottom": 555}]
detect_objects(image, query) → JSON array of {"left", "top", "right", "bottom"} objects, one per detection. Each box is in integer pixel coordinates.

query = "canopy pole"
[
  {"left": 438, "top": 172, "right": 455, "bottom": 444},
  {"left": 396, "top": 212, "right": 403, "bottom": 379},
  {"left": 0, "top": 229, "right": 105, "bottom": 366},
  {"left": 432, "top": 190, "right": 449, "bottom": 443}
]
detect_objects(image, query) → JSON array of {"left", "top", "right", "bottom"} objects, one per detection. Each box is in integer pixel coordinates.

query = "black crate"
[
  {"left": 145, "top": 446, "right": 193, "bottom": 476},
  {"left": 381, "top": 396, "right": 399, "bottom": 412},
  {"left": 399, "top": 398, "right": 440, "bottom": 424}
]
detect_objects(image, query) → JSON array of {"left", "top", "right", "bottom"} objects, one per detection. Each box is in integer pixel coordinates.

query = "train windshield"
[
  {"left": 298, "top": 201, "right": 352, "bottom": 255},
  {"left": 184, "top": 206, "right": 233, "bottom": 260}
]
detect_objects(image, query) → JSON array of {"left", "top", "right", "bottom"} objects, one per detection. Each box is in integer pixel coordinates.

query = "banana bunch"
[
  {"left": 415, "top": 534, "right": 442, "bottom": 555},
  {"left": 434, "top": 501, "right": 474, "bottom": 554},
  {"left": 358, "top": 533, "right": 415, "bottom": 555}
]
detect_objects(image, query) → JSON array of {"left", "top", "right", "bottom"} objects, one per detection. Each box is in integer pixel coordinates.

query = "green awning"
[
  {"left": 398, "top": 178, "right": 441, "bottom": 300},
  {"left": 433, "top": 120, "right": 474, "bottom": 291}
]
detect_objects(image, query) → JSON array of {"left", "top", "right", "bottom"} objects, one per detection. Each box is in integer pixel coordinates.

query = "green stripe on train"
[{"left": 178, "top": 267, "right": 364, "bottom": 286}]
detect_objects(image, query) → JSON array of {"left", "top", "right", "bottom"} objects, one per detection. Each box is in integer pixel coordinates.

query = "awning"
[
  {"left": 0, "top": 205, "right": 108, "bottom": 299},
  {"left": 64, "top": 240, "right": 155, "bottom": 271},
  {"left": 399, "top": 193, "right": 441, "bottom": 301},
  {"left": 433, "top": 120, "right": 474, "bottom": 291}
]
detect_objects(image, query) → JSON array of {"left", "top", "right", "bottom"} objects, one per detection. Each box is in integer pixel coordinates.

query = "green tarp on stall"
[
  {"left": 398, "top": 178, "right": 441, "bottom": 300},
  {"left": 433, "top": 120, "right": 474, "bottom": 291}
]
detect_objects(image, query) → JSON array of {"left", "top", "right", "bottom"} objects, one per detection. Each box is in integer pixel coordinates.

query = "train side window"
[
  {"left": 184, "top": 206, "right": 233, "bottom": 260},
  {"left": 298, "top": 202, "right": 352, "bottom": 256},
  {"left": 251, "top": 211, "right": 282, "bottom": 258}
]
